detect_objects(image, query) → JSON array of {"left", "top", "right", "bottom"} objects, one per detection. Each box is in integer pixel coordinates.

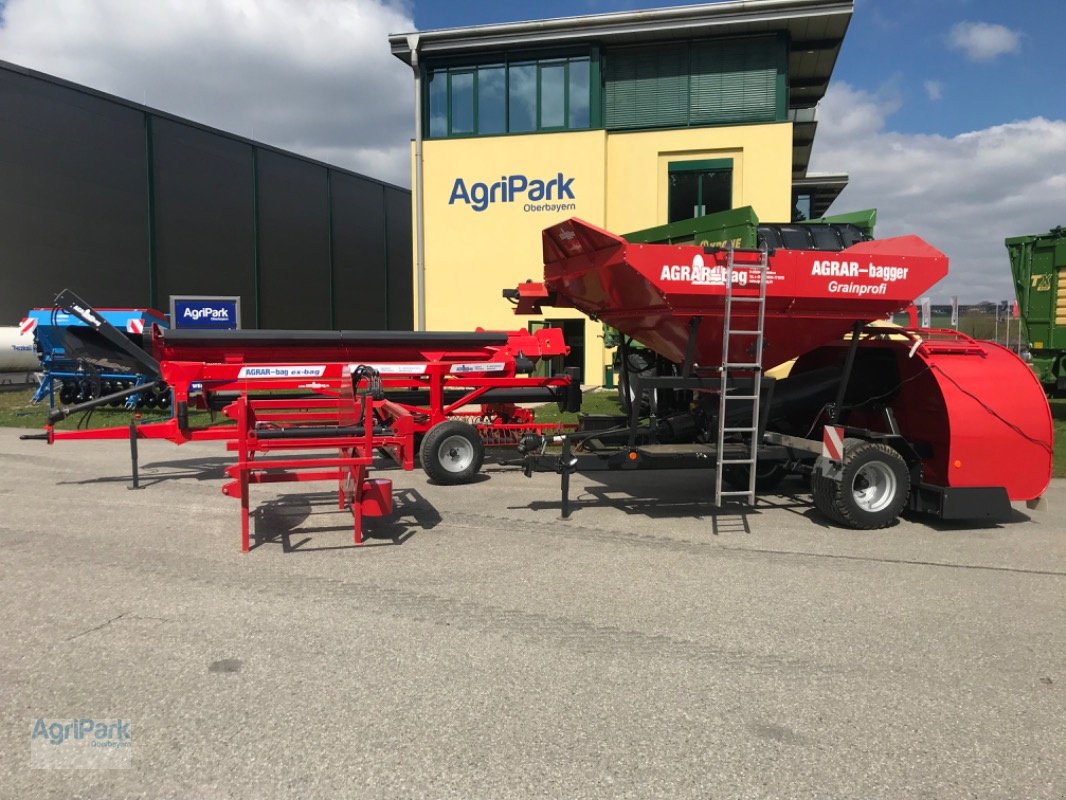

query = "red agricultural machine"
[
  {"left": 23, "top": 290, "right": 581, "bottom": 548},
  {"left": 23, "top": 210, "right": 1055, "bottom": 544},
  {"left": 508, "top": 218, "right": 1052, "bottom": 529}
]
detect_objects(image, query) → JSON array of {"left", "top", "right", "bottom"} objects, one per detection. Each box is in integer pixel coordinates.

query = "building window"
[
  {"left": 540, "top": 61, "right": 567, "bottom": 128},
  {"left": 425, "top": 55, "right": 594, "bottom": 138},
  {"left": 605, "top": 35, "right": 786, "bottom": 130},
  {"left": 477, "top": 65, "right": 506, "bottom": 134},
  {"left": 427, "top": 69, "right": 447, "bottom": 138},
  {"left": 449, "top": 70, "right": 475, "bottom": 135},
  {"left": 508, "top": 62, "right": 537, "bottom": 133},
  {"left": 668, "top": 159, "right": 733, "bottom": 223}
]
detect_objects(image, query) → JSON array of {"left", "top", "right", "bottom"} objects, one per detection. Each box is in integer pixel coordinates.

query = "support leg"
[
  {"left": 240, "top": 470, "right": 250, "bottom": 553},
  {"left": 352, "top": 465, "right": 365, "bottom": 546},
  {"left": 129, "top": 419, "right": 139, "bottom": 490},
  {"left": 560, "top": 437, "right": 573, "bottom": 519}
]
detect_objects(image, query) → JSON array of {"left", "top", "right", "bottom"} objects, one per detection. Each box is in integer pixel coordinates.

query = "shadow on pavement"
[{"left": 249, "top": 486, "right": 442, "bottom": 553}]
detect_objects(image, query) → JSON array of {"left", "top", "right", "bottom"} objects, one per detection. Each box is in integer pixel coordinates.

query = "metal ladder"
[{"left": 714, "top": 243, "right": 769, "bottom": 506}]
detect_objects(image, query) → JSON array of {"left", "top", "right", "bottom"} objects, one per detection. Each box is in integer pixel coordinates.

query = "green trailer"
[
  {"left": 624, "top": 205, "right": 877, "bottom": 248},
  {"left": 1006, "top": 226, "right": 1066, "bottom": 394}
]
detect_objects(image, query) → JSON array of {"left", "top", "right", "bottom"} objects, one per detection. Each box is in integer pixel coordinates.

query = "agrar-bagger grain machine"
[{"left": 509, "top": 217, "right": 1052, "bottom": 529}]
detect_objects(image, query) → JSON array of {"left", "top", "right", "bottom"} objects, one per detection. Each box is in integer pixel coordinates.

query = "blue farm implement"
[{"left": 24, "top": 297, "right": 169, "bottom": 409}]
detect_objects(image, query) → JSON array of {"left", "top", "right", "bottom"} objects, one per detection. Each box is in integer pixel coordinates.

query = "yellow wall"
[
  {"left": 417, "top": 121, "right": 794, "bottom": 384},
  {"left": 420, "top": 130, "right": 607, "bottom": 381},
  {"left": 604, "top": 123, "right": 794, "bottom": 234}
]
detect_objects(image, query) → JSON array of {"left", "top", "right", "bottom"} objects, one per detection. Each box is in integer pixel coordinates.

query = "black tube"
[
  {"left": 159, "top": 329, "right": 509, "bottom": 349},
  {"left": 53, "top": 289, "right": 160, "bottom": 376},
  {"left": 830, "top": 322, "right": 864, "bottom": 424},
  {"left": 252, "top": 424, "right": 392, "bottom": 440},
  {"left": 48, "top": 380, "right": 160, "bottom": 424},
  {"left": 564, "top": 367, "right": 582, "bottom": 413},
  {"left": 681, "top": 317, "right": 701, "bottom": 379}
]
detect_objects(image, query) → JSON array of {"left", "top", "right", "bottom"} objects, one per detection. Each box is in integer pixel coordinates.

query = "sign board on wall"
[{"left": 170, "top": 296, "right": 241, "bottom": 330}]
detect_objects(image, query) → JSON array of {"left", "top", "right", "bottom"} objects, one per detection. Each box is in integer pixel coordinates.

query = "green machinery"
[
  {"left": 1006, "top": 226, "right": 1066, "bottom": 394},
  {"left": 624, "top": 205, "right": 876, "bottom": 249}
]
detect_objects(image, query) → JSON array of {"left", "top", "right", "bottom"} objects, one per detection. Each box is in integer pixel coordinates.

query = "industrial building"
[
  {"left": 390, "top": 0, "right": 852, "bottom": 383},
  {"left": 0, "top": 59, "right": 412, "bottom": 330}
]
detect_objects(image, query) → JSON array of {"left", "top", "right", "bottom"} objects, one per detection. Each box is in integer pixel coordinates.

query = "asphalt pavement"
[{"left": 1, "top": 428, "right": 1063, "bottom": 799}]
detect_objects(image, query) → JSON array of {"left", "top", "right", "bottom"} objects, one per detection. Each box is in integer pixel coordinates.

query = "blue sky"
[
  {"left": 0, "top": 0, "right": 1062, "bottom": 302},
  {"left": 415, "top": 0, "right": 1064, "bottom": 138}
]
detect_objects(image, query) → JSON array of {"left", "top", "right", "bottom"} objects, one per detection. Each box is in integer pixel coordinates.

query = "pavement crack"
[
  {"left": 715, "top": 545, "right": 1066, "bottom": 577},
  {"left": 65, "top": 611, "right": 131, "bottom": 641},
  {"left": 63, "top": 611, "right": 169, "bottom": 642}
]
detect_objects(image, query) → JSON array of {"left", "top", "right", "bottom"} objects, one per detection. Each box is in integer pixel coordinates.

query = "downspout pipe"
[{"left": 408, "top": 33, "right": 427, "bottom": 332}]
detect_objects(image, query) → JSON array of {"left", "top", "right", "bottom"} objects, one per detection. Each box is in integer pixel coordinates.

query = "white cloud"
[
  {"left": 811, "top": 82, "right": 1066, "bottom": 303},
  {"left": 923, "top": 80, "right": 942, "bottom": 101},
  {"left": 0, "top": 0, "right": 416, "bottom": 186},
  {"left": 948, "top": 21, "right": 1021, "bottom": 62}
]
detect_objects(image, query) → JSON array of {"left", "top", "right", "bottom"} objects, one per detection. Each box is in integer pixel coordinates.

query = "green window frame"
[
  {"left": 668, "top": 159, "right": 734, "bottom": 223},
  {"left": 424, "top": 53, "right": 600, "bottom": 139}
]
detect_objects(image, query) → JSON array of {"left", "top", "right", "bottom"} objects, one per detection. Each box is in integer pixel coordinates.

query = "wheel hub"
[
  {"left": 438, "top": 435, "right": 475, "bottom": 473},
  {"left": 851, "top": 461, "right": 897, "bottom": 513}
]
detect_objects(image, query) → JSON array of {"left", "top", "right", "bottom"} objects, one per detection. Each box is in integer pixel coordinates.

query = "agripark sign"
[
  {"left": 448, "top": 172, "right": 577, "bottom": 214},
  {"left": 170, "top": 296, "right": 241, "bottom": 330}
]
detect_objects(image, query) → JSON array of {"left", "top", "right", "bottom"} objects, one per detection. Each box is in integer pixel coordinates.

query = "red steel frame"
[
  {"left": 43, "top": 329, "right": 577, "bottom": 447},
  {"left": 220, "top": 377, "right": 416, "bottom": 552},
  {"left": 36, "top": 327, "right": 580, "bottom": 551}
]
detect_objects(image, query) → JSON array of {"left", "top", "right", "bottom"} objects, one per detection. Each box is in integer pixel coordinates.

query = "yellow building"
[{"left": 390, "top": 0, "right": 852, "bottom": 383}]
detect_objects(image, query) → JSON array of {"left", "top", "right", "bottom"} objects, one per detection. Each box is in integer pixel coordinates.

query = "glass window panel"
[
  {"left": 700, "top": 171, "right": 732, "bottom": 216},
  {"left": 427, "top": 69, "right": 447, "bottom": 138},
  {"left": 508, "top": 63, "right": 537, "bottom": 133},
  {"left": 477, "top": 65, "right": 505, "bottom": 135},
  {"left": 568, "top": 58, "right": 590, "bottom": 129},
  {"left": 450, "top": 71, "right": 474, "bottom": 135},
  {"left": 540, "top": 62, "right": 566, "bottom": 128},
  {"left": 669, "top": 172, "right": 700, "bottom": 223}
]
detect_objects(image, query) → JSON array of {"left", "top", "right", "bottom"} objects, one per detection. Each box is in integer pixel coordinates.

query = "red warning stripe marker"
[{"left": 822, "top": 425, "right": 845, "bottom": 462}]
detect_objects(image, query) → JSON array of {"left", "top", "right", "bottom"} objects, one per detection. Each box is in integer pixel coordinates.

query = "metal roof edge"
[{"left": 390, "top": 0, "right": 853, "bottom": 62}]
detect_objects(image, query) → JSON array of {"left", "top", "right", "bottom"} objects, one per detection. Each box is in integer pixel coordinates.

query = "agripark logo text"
[
  {"left": 30, "top": 717, "right": 134, "bottom": 769},
  {"left": 448, "top": 172, "right": 576, "bottom": 213}
]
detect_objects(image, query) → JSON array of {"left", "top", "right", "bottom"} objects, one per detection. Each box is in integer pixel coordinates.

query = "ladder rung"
[
  {"left": 727, "top": 330, "right": 761, "bottom": 335},
  {"left": 729, "top": 297, "right": 764, "bottom": 304},
  {"left": 723, "top": 394, "right": 758, "bottom": 401},
  {"left": 720, "top": 458, "right": 756, "bottom": 465},
  {"left": 723, "top": 426, "right": 757, "bottom": 433},
  {"left": 718, "top": 490, "right": 756, "bottom": 497},
  {"left": 724, "top": 363, "right": 762, "bottom": 369}
]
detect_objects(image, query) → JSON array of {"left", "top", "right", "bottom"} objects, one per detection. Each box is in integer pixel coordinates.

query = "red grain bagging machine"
[{"left": 508, "top": 218, "right": 1051, "bottom": 529}]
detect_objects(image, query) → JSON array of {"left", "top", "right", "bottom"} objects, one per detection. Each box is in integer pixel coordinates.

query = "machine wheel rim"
[
  {"left": 851, "top": 461, "right": 897, "bottom": 513},
  {"left": 437, "top": 434, "right": 476, "bottom": 473}
]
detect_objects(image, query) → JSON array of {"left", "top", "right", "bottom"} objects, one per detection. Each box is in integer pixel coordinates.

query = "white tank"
[{"left": 0, "top": 325, "right": 41, "bottom": 372}]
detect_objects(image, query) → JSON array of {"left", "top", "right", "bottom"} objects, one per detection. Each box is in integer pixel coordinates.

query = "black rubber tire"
[
  {"left": 419, "top": 421, "right": 485, "bottom": 485},
  {"left": 810, "top": 439, "right": 910, "bottom": 529}
]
